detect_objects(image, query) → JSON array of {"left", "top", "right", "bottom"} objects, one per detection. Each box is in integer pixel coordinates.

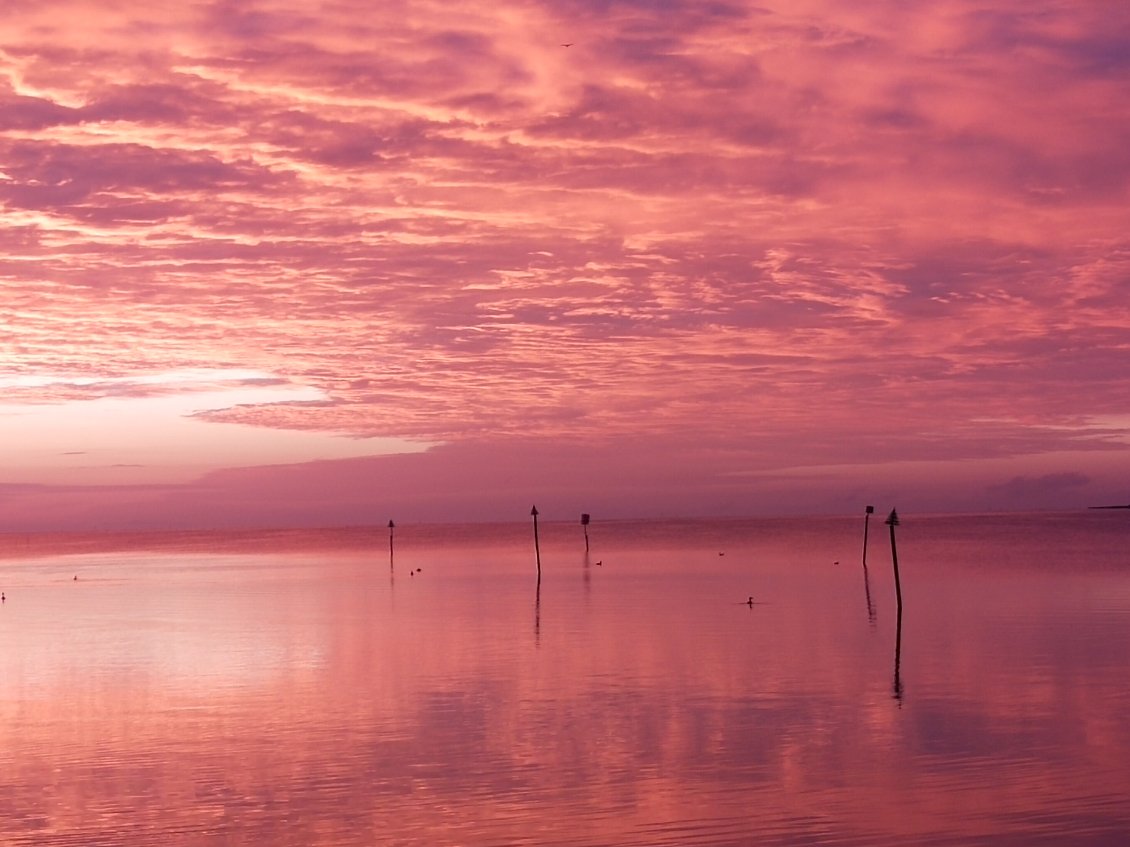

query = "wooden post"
[
  {"left": 861, "top": 505, "right": 876, "bottom": 622},
  {"left": 886, "top": 508, "right": 904, "bottom": 701},
  {"left": 388, "top": 519, "right": 395, "bottom": 569},
  {"left": 886, "top": 508, "right": 902, "bottom": 614},
  {"left": 531, "top": 505, "right": 542, "bottom": 578},
  {"left": 581, "top": 513, "right": 590, "bottom": 552},
  {"left": 862, "top": 505, "right": 873, "bottom": 565}
]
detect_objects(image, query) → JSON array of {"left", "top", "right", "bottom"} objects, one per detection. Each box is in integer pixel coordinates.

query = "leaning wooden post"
[
  {"left": 581, "top": 513, "right": 591, "bottom": 552},
  {"left": 886, "top": 508, "right": 902, "bottom": 614},
  {"left": 531, "top": 505, "right": 542, "bottom": 579}
]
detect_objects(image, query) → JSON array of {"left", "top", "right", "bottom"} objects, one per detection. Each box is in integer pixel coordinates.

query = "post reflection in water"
[
  {"left": 0, "top": 514, "right": 1129, "bottom": 846},
  {"left": 893, "top": 605, "right": 904, "bottom": 703},
  {"left": 861, "top": 557, "right": 877, "bottom": 625}
]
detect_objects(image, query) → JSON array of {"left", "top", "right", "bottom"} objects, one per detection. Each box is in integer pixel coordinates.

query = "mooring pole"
[
  {"left": 886, "top": 508, "right": 902, "bottom": 614},
  {"left": 388, "top": 519, "right": 395, "bottom": 569},
  {"left": 862, "top": 505, "right": 876, "bottom": 622},
  {"left": 581, "top": 513, "right": 590, "bottom": 553},
  {"left": 531, "top": 505, "right": 542, "bottom": 578},
  {"left": 862, "top": 505, "right": 874, "bottom": 565},
  {"left": 886, "top": 508, "right": 904, "bottom": 701}
]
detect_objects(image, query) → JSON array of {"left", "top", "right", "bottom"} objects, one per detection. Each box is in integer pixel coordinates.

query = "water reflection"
[
  {"left": 861, "top": 557, "right": 877, "bottom": 625},
  {"left": 893, "top": 605, "right": 904, "bottom": 703},
  {"left": 0, "top": 515, "right": 1128, "bottom": 845}
]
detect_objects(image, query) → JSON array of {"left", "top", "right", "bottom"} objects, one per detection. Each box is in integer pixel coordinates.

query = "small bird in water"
[{"left": 747, "top": 596, "right": 754, "bottom": 606}]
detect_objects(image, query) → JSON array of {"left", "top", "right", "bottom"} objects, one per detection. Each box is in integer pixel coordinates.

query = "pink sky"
[{"left": 1, "top": 1, "right": 1128, "bottom": 529}]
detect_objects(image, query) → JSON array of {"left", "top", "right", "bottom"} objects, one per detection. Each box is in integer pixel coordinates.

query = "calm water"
[{"left": 1, "top": 512, "right": 1129, "bottom": 845}]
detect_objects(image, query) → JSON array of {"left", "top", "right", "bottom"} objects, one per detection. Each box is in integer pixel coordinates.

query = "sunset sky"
[{"left": 1, "top": 1, "right": 1128, "bottom": 530}]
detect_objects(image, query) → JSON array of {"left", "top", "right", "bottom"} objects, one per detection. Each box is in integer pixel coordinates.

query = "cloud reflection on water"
[{"left": 0, "top": 515, "right": 1128, "bottom": 844}]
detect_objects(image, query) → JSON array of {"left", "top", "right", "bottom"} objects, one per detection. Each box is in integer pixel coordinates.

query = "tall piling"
[
  {"left": 861, "top": 505, "right": 876, "bottom": 622},
  {"left": 388, "top": 519, "right": 395, "bottom": 569},
  {"left": 886, "top": 508, "right": 902, "bottom": 615},
  {"left": 886, "top": 508, "right": 904, "bottom": 701},
  {"left": 531, "top": 505, "right": 542, "bottom": 579},
  {"left": 862, "top": 505, "right": 874, "bottom": 565}
]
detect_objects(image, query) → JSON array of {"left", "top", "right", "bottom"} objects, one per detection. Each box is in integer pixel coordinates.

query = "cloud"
[
  {"left": 0, "top": 1, "right": 1128, "bottom": 525},
  {"left": 988, "top": 472, "right": 1092, "bottom": 500}
]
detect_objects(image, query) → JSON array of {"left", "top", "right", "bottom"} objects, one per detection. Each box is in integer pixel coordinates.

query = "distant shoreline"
[{"left": 1088, "top": 504, "right": 1130, "bottom": 509}]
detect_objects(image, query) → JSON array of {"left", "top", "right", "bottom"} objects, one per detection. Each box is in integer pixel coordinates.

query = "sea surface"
[{"left": 1, "top": 511, "right": 1128, "bottom": 845}]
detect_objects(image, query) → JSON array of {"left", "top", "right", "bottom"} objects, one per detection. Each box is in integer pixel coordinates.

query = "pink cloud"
[{"left": 0, "top": 1, "right": 1128, "bottom": 527}]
